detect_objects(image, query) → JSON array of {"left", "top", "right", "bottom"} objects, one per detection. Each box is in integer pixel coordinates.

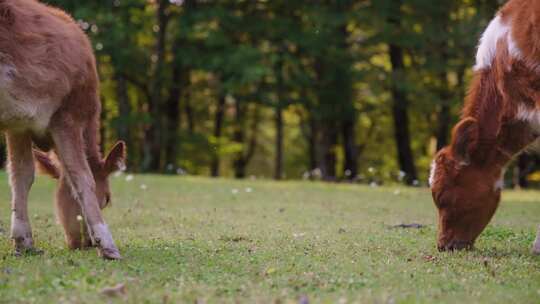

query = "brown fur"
[
  {"left": 432, "top": 0, "right": 540, "bottom": 253},
  {"left": 0, "top": 0, "right": 126, "bottom": 259}
]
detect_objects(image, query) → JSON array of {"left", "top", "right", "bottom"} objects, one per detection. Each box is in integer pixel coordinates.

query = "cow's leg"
[
  {"left": 6, "top": 132, "right": 38, "bottom": 255},
  {"left": 533, "top": 225, "right": 540, "bottom": 255},
  {"left": 50, "top": 125, "right": 121, "bottom": 260}
]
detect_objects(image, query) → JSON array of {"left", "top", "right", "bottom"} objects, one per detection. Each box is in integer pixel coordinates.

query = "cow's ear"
[
  {"left": 104, "top": 141, "right": 126, "bottom": 174},
  {"left": 33, "top": 150, "right": 60, "bottom": 179},
  {"left": 451, "top": 117, "right": 479, "bottom": 165}
]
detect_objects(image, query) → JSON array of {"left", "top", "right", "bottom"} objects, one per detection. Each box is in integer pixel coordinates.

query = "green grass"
[{"left": 0, "top": 173, "right": 539, "bottom": 303}]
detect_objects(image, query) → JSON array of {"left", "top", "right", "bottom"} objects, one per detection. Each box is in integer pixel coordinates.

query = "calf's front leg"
[
  {"left": 533, "top": 225, "right": 540, "bottom": 255},
  {"left": 6, "top": 132, "right": 39, "bottom": 255},
  {"left": 51, "top": 125, "right": 121, "bottom": 260}
]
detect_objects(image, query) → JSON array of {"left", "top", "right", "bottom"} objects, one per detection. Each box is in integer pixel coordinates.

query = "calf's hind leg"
[{"left": 6, "top": 132, "right": 39, "bottom": 255}]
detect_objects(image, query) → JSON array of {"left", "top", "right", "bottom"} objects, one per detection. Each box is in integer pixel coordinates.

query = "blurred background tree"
[{"left": 20, "top": 0, "right": 530, "bottom": 186}]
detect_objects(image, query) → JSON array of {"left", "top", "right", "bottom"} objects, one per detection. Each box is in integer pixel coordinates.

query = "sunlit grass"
[{"left": 0, "top": 173, "right": 539, "bottom": 303}]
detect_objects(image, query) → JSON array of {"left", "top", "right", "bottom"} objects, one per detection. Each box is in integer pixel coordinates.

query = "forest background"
[{"left": 12, "top": 0, "right": 521, "bottom": 187}]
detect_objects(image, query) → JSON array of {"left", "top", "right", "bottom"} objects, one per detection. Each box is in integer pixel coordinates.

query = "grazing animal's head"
[
  {"left": 34, "top": 141, "right": 126, "bottom": 209},
  {"left": 430, "top": 118, "right": 534, "bottom": 251}
]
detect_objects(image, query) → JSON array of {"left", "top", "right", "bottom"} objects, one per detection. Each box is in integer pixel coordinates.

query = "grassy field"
[{"left": 0, "top": 173, "right": 539, "bottom": 303}]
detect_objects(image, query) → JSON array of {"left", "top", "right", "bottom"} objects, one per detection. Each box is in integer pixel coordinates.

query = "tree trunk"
[
  {"left": 164, "top": 62, "right": 183, "bottom": 172},
  {"left": 274, "top": 50, "right": 285, "bottom": 181},
  {"left": 233, "top": 100, "right": 246, "bottom": 179},
  {"left": 231, "top": 102, "right": 260, "bottom": 179},
  {"left": 389, "top": 44, "right": 418, "bottom": 185},
  {"left": 184, "top": 99, "right": 195, "bottom": 135},
  {"left": 388, "top": 1, "right": 418, "bottom": 185},
  {"left": 320, "top": 123, "right": 338, "bottom": 181},
  {"left": 434, "top": 7, "right": 452, "bottom": 152},
  {"left": 114, "top": 73, "right": 133, "bottom": 167},
  {"left": 210, "top": 95, "right": 226, "bottom": 177},
  {"left": 436, "top": 101, "right": 451, "bottom": 151},
  {"left": 517, "top": 153, "right": 536, "bottom": 189},
  {"left": 274, "top": 105, "right": 284, "bottom": 180},
  {"left": 435, "top": 53, "right": 451, "bottom": 151},
  {"left": 142, "top": 0, "right": 169, "bottom": 172},
  {"left": 308, "top": 115, "right": 318, "bottom": 172},
  {"left": 342, "top": 119, "right": 357, "bottom": 180},
  {"left": 336, "top": 21, "right": 357, "bottom": 181}
]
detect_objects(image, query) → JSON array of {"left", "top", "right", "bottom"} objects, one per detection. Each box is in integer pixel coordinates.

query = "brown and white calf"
[
  {"left": 0, "top": 0, "right": 125, "bottom": 259},
  {"left": 430, "top": 0, "right": 540, "bottom": 254}
]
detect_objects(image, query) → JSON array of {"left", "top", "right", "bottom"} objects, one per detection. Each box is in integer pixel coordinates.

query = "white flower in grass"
[
  {"left": 231, "top": 189, "right": 239, "bottom": 195},
  {"left": 125, "top": 174, "right": 134, "bottom": 182},
  {"left": 140, "top": 184, "right": 148, "bottom": 190},
  {"left": 245, "top": 187, "right": 253, "bottom": 193}
]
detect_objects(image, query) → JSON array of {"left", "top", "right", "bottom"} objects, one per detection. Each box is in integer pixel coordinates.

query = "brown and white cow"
[
  {"left": 430, "top": 0, "right": 540, "bottom": 254},
  {"left": 0, "top": 0, "right": 125, "bottom": 259}
]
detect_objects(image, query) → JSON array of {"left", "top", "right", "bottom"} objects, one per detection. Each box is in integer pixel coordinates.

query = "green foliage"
[{"left": 38, "top": 1, "right": 503, "bottom": 182}]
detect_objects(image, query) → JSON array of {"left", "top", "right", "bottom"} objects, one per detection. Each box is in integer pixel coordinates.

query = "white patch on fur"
[
  {"left": 10, "top": 214, "right": 32, "bottom": 240},
  {"left": 0, "top": 63, "right": 59, "bottom": 134},
  {"left": 533, "top": 225, "right": 540, "bottom": 254},
  {"left": 507, "top": 30, "right": 523, "bottom": 60},
  {"left": 474, "top": 15, "right": 521, "bottom": 71},
  {"left": 117, "top": 160, "right": 126, "bottom": 172},
  {"left": 494, "top": 177, "right": 504, "bottom": 191},
  {"left": 429, "top": 159, "right": 437, "bottom": 187},
  {"left": 92, "top": 223, "right": 115, "bottom": 248},
  {"left": 516, "top": 104, "right": 540, "bottom": 133}
]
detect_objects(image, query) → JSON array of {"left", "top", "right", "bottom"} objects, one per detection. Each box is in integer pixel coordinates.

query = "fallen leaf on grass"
[
  {"left": 390, "top": 223, "right": 425, "bottom": 229},
  {"left": 423, "top": 255, "right": 437, "bottom": 262},
  {"left": 264, "top": 267, "right": 276, "bottom": 276},
  {"left": 219, "top": 236, "right": 251, "bottom": 243},
  {"left": 101, "top": 283, "right": 126, "bottom": 298}
]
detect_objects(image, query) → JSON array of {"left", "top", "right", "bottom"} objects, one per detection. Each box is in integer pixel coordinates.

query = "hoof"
[
  {"left": 98, "top": 247, "right": 122, "bottom": 260},
  {"left": 14, "top": 247, "right": 44, "bottom": 257}
]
